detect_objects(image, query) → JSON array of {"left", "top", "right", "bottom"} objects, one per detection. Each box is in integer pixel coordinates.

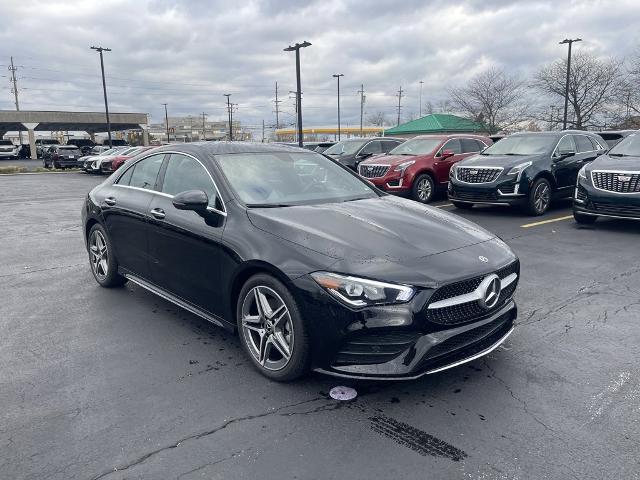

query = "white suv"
[{"left": 0, "top": 140, "right": 19, "bottom": 159}]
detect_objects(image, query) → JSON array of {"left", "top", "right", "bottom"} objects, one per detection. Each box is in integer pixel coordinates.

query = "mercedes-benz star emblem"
[
  {"left": 478, "top": 256, "right": 488, "bottom": 263},
  {"left": 478, "top": 274, "right": 501, "bottom": 310}
]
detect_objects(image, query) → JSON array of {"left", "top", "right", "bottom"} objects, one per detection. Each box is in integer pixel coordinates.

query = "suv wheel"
[
  {"left": 87, "top": 224, "right": 127, "bottom": 287},
  {"left": 526, "top": 178, "right": 552, "bottom": 216},
  {"left": 237, "top": 274, "right": 310, "bottom": 381},
  {"left": 412, "top": 174, "right": 435, "bottom": 203},
  {"left": 574, "top": 211, "right": 597, "bottom": 224}
]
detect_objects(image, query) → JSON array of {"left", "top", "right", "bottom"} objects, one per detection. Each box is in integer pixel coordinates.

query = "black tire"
[
  {"left": 526, "top": 177, "right": 552, "bottom": 216},
  {"left": 236, "top": 273, "right": 310, "bottom": 381},
  {"left": 573, "top": 211, "right": 597, "bottom": 224},
  {"left": 412, "top": 173, "right": 435, "bottom": 203},
  {"left": 52, "top": 160, "right": 60, "bottom": 169},
  {"left": 87, "top": 223, "right": 127, "bottom": 288},
  {"left": 452, "top": 201, "right": 473, "bottom": 210}
]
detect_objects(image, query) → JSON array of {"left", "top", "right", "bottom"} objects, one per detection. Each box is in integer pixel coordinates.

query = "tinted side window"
[
  {"left": 382, "top": 140, "right": 401, "bottom": 152},
  {"left": 589, "top": 136, "right": 604, "bottom": 150},
  {"left": 441, "top": 139, "right": 462, "bottom": 154},
  {"left": 125, "top": 154, "right": 164, "bottom": 190},
  {"left": 574, "top": 135, "right": 594, "bottom": 153},
  {"left": 360, "top": 141, "right": 382, "bottom": 155},
  {"left": 461, "top": 138, "right": 481, "bottom": 153},
  {"left": 555, "top": 135, "right": 576, "bottom": 154},
  {"left": 161, "top": 154, "right": 219, "bottom": 208}
]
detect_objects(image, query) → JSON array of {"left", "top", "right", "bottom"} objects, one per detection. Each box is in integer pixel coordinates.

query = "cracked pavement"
[{"left": 1, "top": 174, "right": 639, "bottom": 479}]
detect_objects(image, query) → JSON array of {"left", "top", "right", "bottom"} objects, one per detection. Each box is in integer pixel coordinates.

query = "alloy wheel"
[
  {"left": 533, "top": 182, "right": 550, "bottom": 213},
  {"left": 417, "top": 178, "right": 432, "bottom": 202},
  {"left": 241, "top": 286, "right": 294, "bottom": 371},
  {"left": 89, "top": 230, "right": 109, "bottom": 280}
]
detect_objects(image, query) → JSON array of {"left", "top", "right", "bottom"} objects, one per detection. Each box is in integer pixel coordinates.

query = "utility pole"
[
  {"left": 284, "top": 41, "right": 311, "bottom": 148},
  {"left": 274, "top": 81, "right": 281, "bottom": 129},
  {"left": 357, "top": 84, "right": 365, "bottom": 137},
  {"left": 224, "top": 94, "right": 232, "bottom": 141},
  {"left": 332, "top": 73, "right": 344, "bottom": 140},
  {"left": 162, "top": 103, "right": 169, "bottom": 143},
  {"left": 188, "top": 115, "right": 193, "bottom": 142},
  {"left": 90, "top": 46, "right": 113, "bottom": 148},
  {"left": 559, "top": 38, "right": 582, "bottom": 130},
  {"left": 419, "top": 80, "right": 424, "bottom": 117},
  {"left": 201, "top": 112, "right": 207, "bottom": 140},
  {"left": 8, "top": 57, "right": 23, "bottom": 144},
  {"left": 262, "top": 119, "right": 265, "bottom": 143},
  {"left": 396, "top": 86, "right": 404, "bottom": 126}
]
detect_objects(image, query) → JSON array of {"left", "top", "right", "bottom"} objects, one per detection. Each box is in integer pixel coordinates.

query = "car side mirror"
[
  {"left": 556, "top": 149, "right": 576, "bottom": 159},
  {"left": 358, "top": 152, "right": 373, "bottom": 159},
  {"left": 173, "top": 189, "right": 209, "bottom": 212},
  {"left": 441, "top": 149, "right": 455, "bottom": 159}
]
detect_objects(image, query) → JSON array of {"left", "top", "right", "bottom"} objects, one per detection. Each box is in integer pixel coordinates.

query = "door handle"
[
  {"left": 150, "top": 208, "right": 166, "bottom": 220},
  {"left": 104, "top": 197, "right": 116, "bottom": 206}
]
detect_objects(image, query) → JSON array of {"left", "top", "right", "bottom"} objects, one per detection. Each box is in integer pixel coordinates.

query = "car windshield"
[
  {"left": 481, "top": 135, "right": 555, "bottom": 156},
  {"left": 324, "top": 140, "right": 368, "bottom": 156},
  {"left": 608, "top": 133, "right": 640, "bottom": 157},
  {"left": 216, "top": 152, "right": 379, "bottom": 206},
  {"left": 389, "top": 138, "right": 443, "bottom": 155},
  {"left": 99, "top": 148, "right": 121, "bottom": 156}
]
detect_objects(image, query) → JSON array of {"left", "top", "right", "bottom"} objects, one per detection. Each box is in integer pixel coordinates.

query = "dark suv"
[
  {"left": 68, "top": 138, "right": 96, "bottom": 155},
  {"left": 448, "top": 131, "right": 607, "bottom": 215},
  {"left": 324, "top": 137, "right": 404, "bottom": 171},
  {"left": 359, "top": 134, "right": 491, "bottom": 203},
  {"left": 43, "top": 145, "right": 82, "bottom": 169},
  {"left": 574, "top": 132, "right": 640, "bottom": 223}
]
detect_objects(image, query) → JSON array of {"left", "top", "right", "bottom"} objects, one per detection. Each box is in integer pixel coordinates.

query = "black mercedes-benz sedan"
[
  {"left": 574, "top": 131, "right": 640, "bottom": 223},
  {"left": 448, "top": 131, "right": 607, "bottom": 215},
  {"left": 82, "top": 142, "right": 519, "bottom": 381}
]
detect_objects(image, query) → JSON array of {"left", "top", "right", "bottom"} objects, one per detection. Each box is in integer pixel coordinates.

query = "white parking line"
[{"left": 520, "top": 215, "right": 573, "bottom": 228}]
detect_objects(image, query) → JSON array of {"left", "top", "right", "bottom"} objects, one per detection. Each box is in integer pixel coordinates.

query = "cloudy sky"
[{"left": 1, "top": 0, "right": 639, "bottom": 135}]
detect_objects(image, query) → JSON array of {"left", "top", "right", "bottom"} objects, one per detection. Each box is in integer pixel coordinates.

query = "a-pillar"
[
  {"left": 139, "top": 124, "right": 150, "bottom": 146},
  {"left": 22, "top": 123, "right": 39, "bottom": 159}
]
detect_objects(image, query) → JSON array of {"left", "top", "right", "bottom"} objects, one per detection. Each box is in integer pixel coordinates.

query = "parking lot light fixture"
[
  {"left": 90, "top": 46, "right": 113, "bottom": 148},
  {"left": 559, "top": 38, "right": 582, "bottom": 130},
  {"left": 333, "top": 74, "right": 344, "bottom": 140},
  {"left": 284, "top": 41, "right": 311, "bottom": 147}
]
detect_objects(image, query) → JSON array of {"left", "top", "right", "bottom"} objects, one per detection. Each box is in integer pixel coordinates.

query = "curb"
[{"left": 0, "top": 171, "right": 85, "bottom": 176}]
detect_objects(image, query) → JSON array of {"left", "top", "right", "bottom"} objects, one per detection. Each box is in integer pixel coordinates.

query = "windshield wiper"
[
  {"left": 609, "top": 153, "right": 630, "bottom": 157},
  {"left": 246, "top": 203, "right": 294, "bottom": 208}
]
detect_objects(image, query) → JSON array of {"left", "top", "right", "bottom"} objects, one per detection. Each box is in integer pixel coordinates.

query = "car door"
[
  {"left": 101, "top": 153, "right": 166, "bottom": 279},
  {"left": 551, "top": 135, "right": 580, "bottom": 190},
  {"left": 433, "top": 138, "right": 463, "bottom": 182},
  {"left": 147, "top": 152, "right": 226, "bottom": 317}
]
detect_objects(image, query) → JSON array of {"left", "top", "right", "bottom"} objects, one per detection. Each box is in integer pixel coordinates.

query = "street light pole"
[
  {"left": 284, "top": 41, "right": 311, "bottom": 148},
  {"left": 419, "top": 80, "right": 424, "bottom": 117},
  {"left": 162, "top": 103, "right": 169, "bottom": 143},
  {"left": 559, "top": 38, "right": 582, "bottom": 130},
  {"left": 224, "top": 94, "right": 232, "bottom": 141},
  {"left": 333, "top": 74, "right": 344, "bottom": 140},
  {"left": 90, "top": 46, "right": 113, "bottom": 148}
]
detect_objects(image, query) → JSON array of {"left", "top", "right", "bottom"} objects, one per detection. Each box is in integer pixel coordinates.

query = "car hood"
[
  {"left": 246, "top": 195, "right": 510, "bottom": 286},
  {"left": 586, "top": 154, "right": 640, "bottom": 172},
  {"left": 359, "top": 154, "right": 426, "bottom": 166},
  {"left": 458, "top": 153, "right": 543, "bottom": 170}
]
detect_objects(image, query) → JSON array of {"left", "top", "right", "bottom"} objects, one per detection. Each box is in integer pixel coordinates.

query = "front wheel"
[
  {"left": 574, "top": 211, "right": 597, "bottom": 224},
  {"left": 87, "top": 224, "right": 127, "bottom": 287},
  {"left": 526, "top": 178, "right": 552, "bottom": 216},
  {"left": 237, "top": 274, "right": 310, "bottom": 381},
  {"left": 412, "top": 174, "right": 435, "bottom": 203}
]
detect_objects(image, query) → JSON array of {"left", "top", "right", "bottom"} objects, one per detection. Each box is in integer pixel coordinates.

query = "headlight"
[
  {"left": 578, "top": 166, "right": 587, "bottom": 180},
  {"left": 449, "top": 165, "right": 457, "bottom": 179},
  {"left": 310, "top": 272, "right": 415, "bottom": 307},
  {"left": 507, "top": 161, "right": 532, "bottom": 177},
  {"left": 393, "top": 160, "right": 415, "bottom": 174}
]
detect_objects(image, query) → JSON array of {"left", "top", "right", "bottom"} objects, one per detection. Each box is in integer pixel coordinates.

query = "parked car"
[
  {"left": 358, "top": 134, "right": 491, "bottom": 203},
  {"left": 68, "top": 138, "right": 96, "bottom": 155},
  {"left": 82, "top": 147, "right": 128, "bottom": 173},
  {"left": 102, "top": 139, "right": 130, "bottom": 147},
  {"left": 35, "top": 139, "right": 60, "bottom": 158},
  {"left": 43, "top": 145, "right": 83, "bottom": 169},
  {"left": 313, "top": 142, "right": 336, "bottom": 153},
  {"left": 82, "top": 142, "right": 519, "bottom": 381},
  {"left": 573, "top": 132, "right": 640, "bottom": 223},
  {"left": 18, "top": 144, "right": 31, "bottom": 159},
  {"left": 91, "top": 145, "right": 113, "bottom": 155},
  {"left": 448, "top": 131, "right": 607, "bottom": 215},
  {"left": 489, "top": 135, "right": 506, "bottom": 144},
  {"left": 104, "top": 146, "right": 156, "bottom": 173},
  {"left": 594, "top": 130, "right": 636, "bottom": 149},
  {"left": 0, "top": 140, "right": 20, "bottom": 159},
  {"left": 324, "top": 137, "right": 405, "bottom": 171}
]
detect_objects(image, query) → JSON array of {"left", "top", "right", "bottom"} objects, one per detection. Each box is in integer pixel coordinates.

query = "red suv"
[{"left": 358, "top": 134, "right": 492, "bottom": 203}]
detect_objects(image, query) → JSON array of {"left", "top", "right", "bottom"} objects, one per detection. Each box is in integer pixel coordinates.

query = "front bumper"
[
  {"left": 0, "top": 151, "right": 18, "bottom": 158},
  {"left": 54, "top": 158, "right": 80, "bottom": 167},
  {"left": 573, "top": 180, "right": 640, "bottom": 220},
  {"left": 448, "top": 178, "right": 527, "bottom": 206}
]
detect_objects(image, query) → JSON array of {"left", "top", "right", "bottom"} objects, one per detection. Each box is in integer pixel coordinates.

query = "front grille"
[
  {"left": 425, "top": 261, "right": 519, "bottom": 326},
  {"left": 456, "top": 167, "right": 502, "bottom": 183},
  {"left": 359, "top": 164, "right": 390, "bottom": 178},
  {"left": 333, "top": 331, "right": 420, "bottom": 366},
  {"left": 450, "top": 187, "right": 498, "bottom": 202},
  {"left": 591, "top": 202, "right": 640, "bottom": 217},
  {"left": 592, "top": 171, "right": 640, "bottom": 193},
  {"left": 101, "top": 161, "right": 113, "bottom": 170}
]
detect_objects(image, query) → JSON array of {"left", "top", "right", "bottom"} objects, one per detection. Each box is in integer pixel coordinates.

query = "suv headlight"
[
  {"left": 578, "top": 165, "right": 587, "bottom": 180},
  {"left": 449, "top": 165, "right": 457, "bottom": 179},
  {"left": 311, "top": 272, "right": 415, "bottom": 307},
  {"left": 507, "top": 161, "right": 532, "bottom": 177},
  {"left": 393, "top": 160, "right": 415, "bottom": 175}
]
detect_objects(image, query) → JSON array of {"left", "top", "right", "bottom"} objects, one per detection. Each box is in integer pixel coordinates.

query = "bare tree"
[
  {"left": 448, "top": 68, "right": 530, "bottom": 134},
  {"left": 366, "top": 111, "right": 388, "bottom": 127},
  {"left": 533, "top": 52, "right": 623, "bottom": 129}
]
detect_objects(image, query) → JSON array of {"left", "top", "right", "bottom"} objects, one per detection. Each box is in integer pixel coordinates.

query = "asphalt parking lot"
[{"left": 2, "top": 172, "right": 639, "bottom": 480}]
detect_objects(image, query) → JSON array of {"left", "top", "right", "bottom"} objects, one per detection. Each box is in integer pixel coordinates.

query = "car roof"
[
  {"left": 148, "top": 141, "right": 312, "bottom": 157},
  {"left": 410, "top": 134, "right": 488, "bottom": 140}
]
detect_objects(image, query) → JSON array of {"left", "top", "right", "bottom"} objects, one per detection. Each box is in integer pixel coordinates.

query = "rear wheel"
[
  {"left": 87, "top": 224, "right": 127, "bottom": 287},
  {"left": 452, "top": 201, "right": 473, "bottom": 210},
  {"left": 526, "top": 178, "right": 552, "bottom": 216},
  {"left": 412, "top": 174, "right": 435, "bottom": 203},
  {"left": 573, "top": 211, "right": 597, "bottom": 224},
  {"left": 237, "top": 274, "right": 310, "bottom": 381}
]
